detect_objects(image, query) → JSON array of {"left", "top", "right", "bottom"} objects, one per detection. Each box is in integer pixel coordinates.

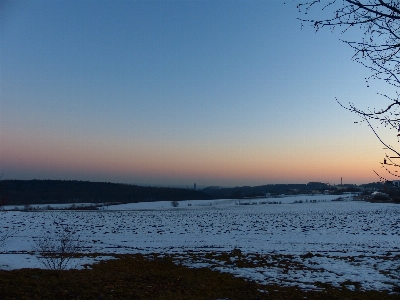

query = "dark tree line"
[
  {"left": 0, "top": 180, "right": 353, "bottom": 205},
  {"left": 0, "top": 180, "right": 211, "bottom": 205},
  {"left": 202, "top": 182, "right": 333, "bottom": 199}
]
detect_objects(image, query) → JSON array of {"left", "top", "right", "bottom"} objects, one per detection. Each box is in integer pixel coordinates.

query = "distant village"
[{"left": 202, "top": 181, "right": 400, "bottom": 204}]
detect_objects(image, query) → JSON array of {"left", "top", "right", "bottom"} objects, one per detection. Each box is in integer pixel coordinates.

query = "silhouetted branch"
[
  {"left": 298, "top": 1, "right": 400, "bottom": 183},
  {"left": 298, "top": 0, "right": 400, "bottom": 87}
]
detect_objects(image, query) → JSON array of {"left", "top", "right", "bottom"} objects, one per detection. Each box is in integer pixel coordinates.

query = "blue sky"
[{"left": 0, "top": 0, "right": 389, "bottom": 186}]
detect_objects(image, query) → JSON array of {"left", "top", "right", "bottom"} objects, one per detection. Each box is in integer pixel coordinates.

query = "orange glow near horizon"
[{"left": 0, "top": 127, "right": 385, "bottom": 186}]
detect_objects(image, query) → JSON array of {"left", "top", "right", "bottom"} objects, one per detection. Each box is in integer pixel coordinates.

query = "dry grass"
[{"left": 0, "top": 254, "right": 398, "bottom": 300}]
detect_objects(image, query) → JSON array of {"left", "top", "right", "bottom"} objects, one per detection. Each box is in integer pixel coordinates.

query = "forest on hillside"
[
  {"left": 0, "top": 180, "right": 211, "bottom": 205},
  {"left": 0, "top": 180, "right": 375, "bottom": 206}
]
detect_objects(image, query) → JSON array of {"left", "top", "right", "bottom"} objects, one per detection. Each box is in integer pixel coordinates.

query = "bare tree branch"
[{"left": 298, "top": 1, "right": 400, "bottom": 184}]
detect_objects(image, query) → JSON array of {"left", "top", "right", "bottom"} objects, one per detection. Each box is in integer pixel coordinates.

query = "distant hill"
[
  {"left": 359, "top": 182, "right": 384, "bottom": 190},
  {"left": 0, "top": 180, "right": 367, "bottom": 206},
  {"left": 0, "top": 180, "right": 212, "bottom": 205},
  {"left": 201, "top": 182, "right": 332, "bottom": 199}
]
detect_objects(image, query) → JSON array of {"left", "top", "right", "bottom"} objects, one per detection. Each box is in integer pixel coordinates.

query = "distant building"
[{"left": 392, "top": 180, "right": 400, "bottom": 187}]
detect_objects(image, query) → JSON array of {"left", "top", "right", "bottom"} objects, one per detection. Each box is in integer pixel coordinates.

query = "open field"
[{"left": 0, "top": 195, "right": 399, "bottom": 297}]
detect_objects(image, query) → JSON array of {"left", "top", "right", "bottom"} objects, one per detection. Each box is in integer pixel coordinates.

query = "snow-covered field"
[{"left": 0, "top": 194, "right": 399, "bottom": 292}]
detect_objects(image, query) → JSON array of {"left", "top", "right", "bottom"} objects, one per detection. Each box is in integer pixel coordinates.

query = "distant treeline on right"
[{"left": 202, "top": 182, "right": 374, "bottom": 199}]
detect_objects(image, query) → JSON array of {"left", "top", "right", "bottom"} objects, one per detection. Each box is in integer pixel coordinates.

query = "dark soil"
[{"left": 0, "top": 254, "right": 398, "bottom": 300}]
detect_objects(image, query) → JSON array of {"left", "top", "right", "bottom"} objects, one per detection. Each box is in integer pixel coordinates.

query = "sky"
[{"left": 0, "top": 0, "right": 395, "bottom": 187}]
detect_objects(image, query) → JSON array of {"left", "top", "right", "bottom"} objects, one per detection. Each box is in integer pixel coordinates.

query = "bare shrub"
[
  {"left": 23, "top": 204, "right": 31, "bottom": 211},
  {"left": 171, "top": 200, "right": 179, "bottom": 207},
  {"left": 35, "top": 220, "right": 85, "bottom": 270}
]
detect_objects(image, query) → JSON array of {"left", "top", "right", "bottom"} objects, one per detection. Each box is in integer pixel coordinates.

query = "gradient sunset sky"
[{"left": 1, "top": 0, "right": 393, "bottom": 187}]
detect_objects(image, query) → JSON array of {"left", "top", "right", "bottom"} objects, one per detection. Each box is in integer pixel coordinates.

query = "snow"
[
  {"left": 0, "top": 194, "right": 399, "bottom": 292},
  {"left": 3, "top": 203, "right": 100, "bottom": 210}
]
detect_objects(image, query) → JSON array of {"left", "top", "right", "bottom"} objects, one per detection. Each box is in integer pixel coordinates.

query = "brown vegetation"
[{"left": 0, "top": 254, "right": 398, "bottom": 300}]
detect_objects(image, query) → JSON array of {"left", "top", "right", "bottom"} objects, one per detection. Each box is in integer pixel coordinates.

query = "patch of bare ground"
[{"left": 0, "top": 253, "right": 398, "bottom": 300}]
